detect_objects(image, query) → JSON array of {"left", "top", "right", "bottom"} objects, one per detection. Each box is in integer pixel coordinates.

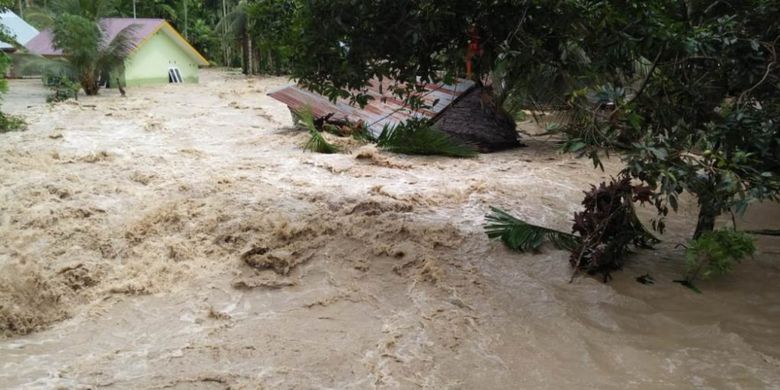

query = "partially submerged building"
[
  {"left": 269, "top": 79, "right": 520, "bottom": 152},
  {"left": 26, "top": 18, "right": 209, "bottom": 86},
  {"left": 0, "top": 10, "right": 38, "bottom": 52},
  {"left": 1, "top": 11, "right": 40, "bottom": 77}
]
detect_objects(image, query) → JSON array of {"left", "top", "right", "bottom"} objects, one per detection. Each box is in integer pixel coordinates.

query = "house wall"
[{"left": 123, "top": 29, "right": 200, "bottom": 87}]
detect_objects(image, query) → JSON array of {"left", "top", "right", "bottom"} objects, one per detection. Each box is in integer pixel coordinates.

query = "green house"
[{"left": 26, "top": 18, "right": 209, "bottom": 87}]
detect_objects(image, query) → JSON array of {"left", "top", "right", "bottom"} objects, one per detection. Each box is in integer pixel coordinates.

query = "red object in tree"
[{"left": 466, "top": 24, "right": 482, "bottom": 79}]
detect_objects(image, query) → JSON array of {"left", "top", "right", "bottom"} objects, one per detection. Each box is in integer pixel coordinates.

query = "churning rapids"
[{"left": 1, "top": 70, "right": 778, "bottom": 389}]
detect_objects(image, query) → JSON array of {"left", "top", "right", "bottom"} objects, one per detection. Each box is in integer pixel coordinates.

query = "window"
[{"left": 168, "top": 66, "right": 183, "bottom": 83}]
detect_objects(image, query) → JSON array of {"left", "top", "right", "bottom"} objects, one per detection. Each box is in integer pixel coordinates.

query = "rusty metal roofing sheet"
[{"left": 268, "top": 78, "right": 476, "bottom": 136}]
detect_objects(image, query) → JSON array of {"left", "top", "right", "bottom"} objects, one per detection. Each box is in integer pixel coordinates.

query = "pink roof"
[{"left": 26, "top": 18, "right": 165, "bottom": 56}]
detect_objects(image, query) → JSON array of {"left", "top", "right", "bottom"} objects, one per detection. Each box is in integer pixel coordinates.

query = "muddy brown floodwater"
[{"left": 0, "top": 70, "right": 778, "bottom": 389}]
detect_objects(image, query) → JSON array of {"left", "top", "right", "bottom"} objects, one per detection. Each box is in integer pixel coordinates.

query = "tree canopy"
[{"left": 287, "top": 0, "right": 780, "bottom": 240}]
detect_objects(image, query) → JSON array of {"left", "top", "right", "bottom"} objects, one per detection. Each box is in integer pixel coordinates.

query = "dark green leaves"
[
  {"left": 376, "top": 119, "right": 478, "bottom": 158},
  {"left": 484, "top": 207, "right": 579, "bottom": 252},
  {"left": 679, "top": 229, "right": 756, "bottom": 292}
]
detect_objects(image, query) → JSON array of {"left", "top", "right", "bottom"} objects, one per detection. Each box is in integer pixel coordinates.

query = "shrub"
[
  {"left": 0, "top": 112, "right": 25, "bottom": 133},
  {"left": 376, "top": 118, "right": 477, "bottom": 158},
  {"left": 46, "top": 76, "right": 80, "bottom": 103},
  {"left": 677, "top": 230, "right": 756, "bottom": 292}
]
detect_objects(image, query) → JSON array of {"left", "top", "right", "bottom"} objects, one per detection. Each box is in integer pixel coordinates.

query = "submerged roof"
[
  {"left": 268, "top": 78, "right": 476, "bottom": 135},
  {"left": 0, "top": 10, "right": 39, "bottom": 49},
  {"left": 25, "top": 18, "right": 208, "bottom": 65}
]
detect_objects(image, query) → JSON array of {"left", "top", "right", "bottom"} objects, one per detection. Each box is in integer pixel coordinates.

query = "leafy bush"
[
  {"left": 45, "top": 74, "right": 80, "bottom": 103},
  {"left": 376, "top": 118, "right": 478, "bottom": 158},
  {"left": 0, "top": 112, "right": 25, "bottom": 133},
  {"left": 677, "top": 230, "right": 756, "bottom": 292}
]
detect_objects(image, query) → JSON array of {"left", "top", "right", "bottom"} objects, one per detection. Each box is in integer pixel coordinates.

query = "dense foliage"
[{"left": 285, "top": 0, "right": 780, "bottom": 241}]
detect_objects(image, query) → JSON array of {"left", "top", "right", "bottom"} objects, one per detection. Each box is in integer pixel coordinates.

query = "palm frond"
[
  {"left": 485, "top": 207, "right": 580, "bottom": 252},
  {"left": 298, "top": 107, "right": 339, "bottom": 154},
  {"left": 96, "top": 23, "right": 139, "bottom": 71},
  {"left": 376, "top": 119, "right": 478, "bottom": 158},
  {"left": 304, "top": 129, "right": 340, "bottom": 154},
  {"left": 156, "top": 4, "right": 178, "bottom": 21},
  {"left": 22, "top": 6, "right": 56, "bottom": 29},
  {"left": 217, "top": 2, "right": 250, "bottom": 38}
]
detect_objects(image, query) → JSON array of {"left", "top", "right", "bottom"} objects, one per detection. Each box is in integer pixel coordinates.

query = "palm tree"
[
  {"left": 50, "top": 15, "right": 137, "bottom": 95},
  {"left": 22, "top": 0, "right": 135, "bottom": 96},
  {"left": 217, "top": 0, "right": 252, "bottom": 75}
]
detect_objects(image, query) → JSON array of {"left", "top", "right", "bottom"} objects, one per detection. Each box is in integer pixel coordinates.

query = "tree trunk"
[
  {"left": 253, "top": 46, "right": 261, "bottom": 75},
  {"left": 81, "top": 73, "right": 99, "bottom": 96},
  {"left": 221, "top": 0, "right": 227, "bottom": 65},
  {"left": 247, "top": 37, "right": 253, "bottom": 75},
  {"left": 254, "top": 47, "right": 263, "bottom": 74},
  {"left": 241, "top": 26, "right": 250, "bottom": 75},
  {"left": 693, "top": 198, "right": 718, "bottom": 239}
]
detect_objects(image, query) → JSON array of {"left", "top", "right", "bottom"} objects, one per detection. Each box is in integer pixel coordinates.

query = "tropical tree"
[
  {"left": 287, "top": 0, "right": 780, "bottom": 242},
  {"left": 217, "top": 0, "right": 252, "bottom": 74},
  {"left": 247, "top": 0, "right": 298, "bottom": 74},
  {"left": 50, "top": 15, "right": 137, "bottom": 95},
  {"left": 21, "top": 0, "right": 137, "bottom": 96}
]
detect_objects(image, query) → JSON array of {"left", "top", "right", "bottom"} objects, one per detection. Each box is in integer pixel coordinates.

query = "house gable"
[
  {"left": 123, "top": 28, "right": 201, "bottom": 86},
  {"left": 26, "top": 18, "right": 208, "bottom": 66}
]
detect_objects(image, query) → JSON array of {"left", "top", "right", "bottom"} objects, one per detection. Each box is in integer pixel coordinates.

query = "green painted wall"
[{"left": 122, "top": 29, "right": 200, "bottom": 87}]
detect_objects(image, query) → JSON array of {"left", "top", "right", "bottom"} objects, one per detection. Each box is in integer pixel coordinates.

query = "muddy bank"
[{"left": 0, "top": 70, "right": 778, "bottom": 389}]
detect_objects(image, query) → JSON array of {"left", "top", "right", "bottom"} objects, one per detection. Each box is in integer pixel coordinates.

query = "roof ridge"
[{"left": 102, "top": 17, "right": 165, "bottom": 21}]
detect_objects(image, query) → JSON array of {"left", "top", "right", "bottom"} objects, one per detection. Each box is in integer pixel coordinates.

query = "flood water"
[{"left": 0, "top": 70, "right": 778, "bottom": 389}]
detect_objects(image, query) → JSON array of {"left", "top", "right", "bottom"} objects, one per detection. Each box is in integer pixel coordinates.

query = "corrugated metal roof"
[
  {"left": 0, "top": 11, "right": 39, "bottom": 49},
  {"left": 268, "top": 78, "right": 476, "bottom": 136}
]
